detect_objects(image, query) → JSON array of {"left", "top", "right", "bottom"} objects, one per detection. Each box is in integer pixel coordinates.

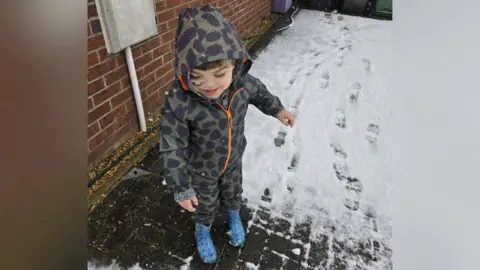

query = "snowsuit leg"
[
  {"left": 192, "top": 173, "right": 220, "bottom": 226},
  {"left": 192, "top": 160, "right": 243, "bottom": 226},
  {"left": 218, "top": 160, "right": 243, "bottom": 211}
]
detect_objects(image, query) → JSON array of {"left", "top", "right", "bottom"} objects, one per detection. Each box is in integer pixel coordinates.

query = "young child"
[{"left": 159, "top": 5, "right": 295, "bottom": 264}]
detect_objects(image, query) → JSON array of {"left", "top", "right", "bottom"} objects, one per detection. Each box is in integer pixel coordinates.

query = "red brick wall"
[{"left": 87, "top": 0, "right": 272, "bottom": 168}]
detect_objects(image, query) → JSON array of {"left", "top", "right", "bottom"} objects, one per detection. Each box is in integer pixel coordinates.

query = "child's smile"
[
  {"left": 200, "top": 87, "right": 221, "bottom": 96},
  {"left": 191, "top": 61, "right": 235, "bottom": 99}
]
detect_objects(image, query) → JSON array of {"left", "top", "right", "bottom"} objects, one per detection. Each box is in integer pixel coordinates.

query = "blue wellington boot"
[
  {"left": 194, "top": 223, "right": 217, "bottom": 264},
  {"left": 227, "top": 209, "right": 246, "bottom": 246}
]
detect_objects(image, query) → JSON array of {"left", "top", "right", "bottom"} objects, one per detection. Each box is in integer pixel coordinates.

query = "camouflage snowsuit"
[{"left": 159, "top": 5, "right": 285, "bottom": 225}]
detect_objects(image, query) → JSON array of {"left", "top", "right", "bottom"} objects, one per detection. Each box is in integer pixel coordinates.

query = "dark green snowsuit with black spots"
[{"left": 159, "top": 5, "right": 285, "bottom": 226}]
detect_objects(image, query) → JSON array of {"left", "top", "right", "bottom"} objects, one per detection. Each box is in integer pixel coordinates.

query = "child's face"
[{"left": 191, "top": 62, "right": 235, "bottom": 100}]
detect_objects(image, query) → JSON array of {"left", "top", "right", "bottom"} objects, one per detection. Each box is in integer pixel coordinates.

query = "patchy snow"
[
  {"left": 270, "top": 250, "right": 290, "bottom": 260},
  {"left": 167, "top": 254, "right": 194, "bottom": 270},
  {"left": 88, "top": 261, "right": 142, "bottom": 270},
  {"left": 179, "top": 256, "right": 194, "bottom": 270},
  {"left": 292, "top": 248, "right": 301, "bottom": 255},
  {"left": 245, "top": 261, "right": 260, "bottom": 270},
  {"left": 243, "top": 9, "right": 392, "bottom": 268}
]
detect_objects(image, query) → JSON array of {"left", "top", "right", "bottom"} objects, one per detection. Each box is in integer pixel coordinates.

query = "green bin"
[
  {"left": 373, "top": 0, "right": 392, "bottom": 18},
  {"left": 376, "top": 0, "right": 392, "bottom": 12}
]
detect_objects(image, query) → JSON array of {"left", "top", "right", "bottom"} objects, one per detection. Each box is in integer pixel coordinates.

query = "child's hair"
[{"left": 195, "top": 59, "right": 236, "bottom": 71}]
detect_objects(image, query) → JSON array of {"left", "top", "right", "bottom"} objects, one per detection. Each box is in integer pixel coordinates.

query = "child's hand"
[
  {"left": 179, "top": 196, "right": 199, "bottom": 212},
  {"left": 276, "top": 109, "right": 295, "bottom": 127}
]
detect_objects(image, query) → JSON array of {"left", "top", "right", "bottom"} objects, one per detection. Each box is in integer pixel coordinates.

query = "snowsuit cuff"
[
  {"left": 174, "top": 188, "right": 196, "bottom": 202},
  {"left": 272, "top": 106, "right": 285, "bottom": 117}
]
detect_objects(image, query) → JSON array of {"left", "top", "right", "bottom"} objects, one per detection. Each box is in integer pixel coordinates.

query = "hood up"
[{"left": 173, "top": 5, "right": 252, "bottom": 92}]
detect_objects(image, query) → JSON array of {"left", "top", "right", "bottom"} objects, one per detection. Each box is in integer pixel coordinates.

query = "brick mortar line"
[{"left": 88, "top": 69, "right": 171, "bottom": 139}]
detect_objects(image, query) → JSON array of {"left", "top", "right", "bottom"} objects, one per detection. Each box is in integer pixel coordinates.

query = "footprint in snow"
[
  {"left": 284, "top": 68, "right": 301, "bottom": 91},
  {"left": 330, "top": 140, "right": 364, "bottom": 212},
  {"left": 343, "top": 178, "right": 363, "bottom": 212},
  {"left": 292, "top": 136, "right": 301, "bottom": 146},
  {"left": 286, "top": 175, "right": 298, "bottom": 194},
  {"left": 333, "top": 161, "right": 349, "bottom": 181},
  {"left": 287, "top": 135, "right": 301, "bottom": 173},
  {"left": 345, "top": 177, "right": 363, "bottom": 194},
  {"left": 307, "top": 57, "right": 324, "bottom": 77},
  {"left": 363, "top": 209, "right": 379, "bottom": 233},
  {"left": 366, "top": 123, "right": 380, "bottom": 145},
  {"left": 330, "top": 142, "right": 347, "bottom": 159},
  {"left": 307, "top": 61, "right": 325, "bottom": 77},
  {"left": 349, "top": 82, "right": 361, "bottom": 104},
  {"left": 287, "top": 154, "right": 299, "bottom": 172},
  {"left": 362, "top": 58, "right": 372, "bottom": 73},
  {"left": 319, "top": 70, "right": 330, "bottom": 89},
  {"left": 274, "top": 96, "right": 302, "bottom": 147},
  {"left": 340, "top": 26, "right": 351, "bottom": 37},
  {"left": 274, "top": 131, "right": 287, "bottom": 147},
  {"left": 281, "top": 201, "right": 295, "bottom": 218},
  {"left": 367, "top": 123, "right": 380, "bottom": 135},
  {"left": 344, "top": 197, "right": 360, "bottom": 211},
  {"left": 261, "top": 188, "right": 272, "bottom": 203},
  {"left": 285, "top": 78, "right": 296, "bottom": 91},
  {"left": 334, "top": 49, "right": 348, "bottom": 66},
  {"left": 334, "top": 108, "right": 346, "bottom": 129}
]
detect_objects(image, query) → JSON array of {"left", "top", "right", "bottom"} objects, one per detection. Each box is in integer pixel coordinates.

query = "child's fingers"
[
  {"left": 284, "top": 116, "right": 294, "bottom": 127},
  {"left": 180, "top": 200, "right": 196, "bottom": 212},
  {"left": 192, "top": 196, "right": 198, "bottom": 206},
  {"left": 186, "top": 202, "right": 196, "bottom": 212},
  {"left": 278, "top": 112, "right": 294, "bottom": 127},
  {"left": 287, "top": 116, "right": 294, "bottom": 127}
]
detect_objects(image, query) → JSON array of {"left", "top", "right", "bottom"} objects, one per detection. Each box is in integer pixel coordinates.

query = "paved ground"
[{"left": 88, "top": 144, "right": 386, "bottom": 270}]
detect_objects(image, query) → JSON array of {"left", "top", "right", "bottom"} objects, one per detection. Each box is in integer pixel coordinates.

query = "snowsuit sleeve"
[
  {"left": 159, "top": 90, "right": 196, "bottom": 202},
  {"left": 245, "top": 73, "right": 285, "bottom": 117}
]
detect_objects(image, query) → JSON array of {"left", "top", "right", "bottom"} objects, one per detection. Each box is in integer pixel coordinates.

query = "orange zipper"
[{"left": 217, "top": 88, "right": 244, "bottom": 175}]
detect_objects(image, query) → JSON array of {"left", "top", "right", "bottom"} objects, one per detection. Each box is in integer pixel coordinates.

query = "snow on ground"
[
  {"left": 88, "top": 261, "right": 143, "bottom": 270},
  {"left": 243, "top": 9, "right": 392, "bottom": 268}
]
